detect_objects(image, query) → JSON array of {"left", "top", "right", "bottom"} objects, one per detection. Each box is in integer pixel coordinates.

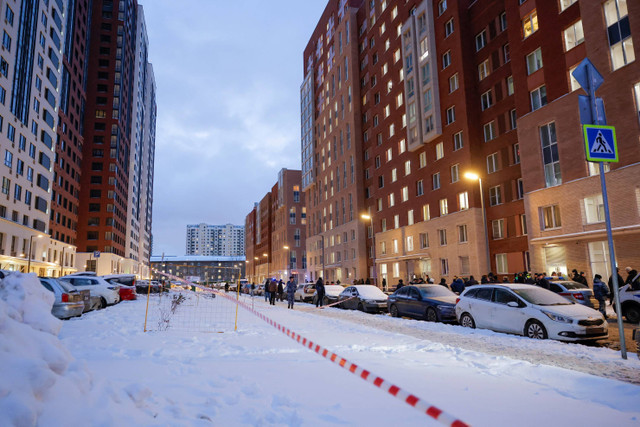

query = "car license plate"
[{"left": 587, "top": 327, "right": 605, "bottom": 334}]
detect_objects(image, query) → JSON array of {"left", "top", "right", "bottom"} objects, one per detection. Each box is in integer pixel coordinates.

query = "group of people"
[{"left": 262, "top": 277, "right": 297, "bottom": 309}]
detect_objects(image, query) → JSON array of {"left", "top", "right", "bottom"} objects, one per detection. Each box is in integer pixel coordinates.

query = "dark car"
[
  {"left": 338, "top": 285, "right": 388, "bottom": 313},
  {"left": 387, "top": 285, "right": 458, "bottom": 322}
]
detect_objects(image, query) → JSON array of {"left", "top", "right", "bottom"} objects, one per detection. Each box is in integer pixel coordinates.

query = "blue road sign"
[
  {"left": 93, "top": 250, "right": 101, "bottom": 258},
  {"left": 583, "top": 125, "right": 618, "bottom": 162},
  {"left": 572, "top": 59, "right": 604, "bottom": 94}
]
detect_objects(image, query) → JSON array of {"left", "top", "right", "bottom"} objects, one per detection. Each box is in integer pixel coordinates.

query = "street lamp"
[
  {"left": 27, "top": 235, "right": 43, "bottom": 273},
  {"left": 263, "top": 253, "right": 269, "bottom": 280},
  {"left": 361, "top": 213, "right": 377, "bottom": 287},
  {"left": 283, "top": 245, "right": 290, "bottom": 280},
  {"left": 464, "top": 172, "right": 491, "bottom": 274}
]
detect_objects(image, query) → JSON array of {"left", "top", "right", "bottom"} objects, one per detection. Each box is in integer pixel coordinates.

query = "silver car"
[{"left": 39, "top": 278, "right": 86, "bottom": 319}]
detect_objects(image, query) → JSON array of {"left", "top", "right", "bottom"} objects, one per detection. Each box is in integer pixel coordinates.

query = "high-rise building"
[
  {"left": 186, "top": 223, "right": 245, "bottom": 257},
  {"left": 0, "top": 0, "right": 73, "bottom": 275}
]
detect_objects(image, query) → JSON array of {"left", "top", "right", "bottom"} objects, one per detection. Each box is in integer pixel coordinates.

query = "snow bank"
[{"left": 0, "top": 272, "right": 155, "bottom": 426}]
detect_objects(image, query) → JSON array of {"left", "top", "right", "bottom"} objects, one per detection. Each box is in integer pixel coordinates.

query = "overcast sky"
[{"left": 142, "top": 1, "right": 327, "bottom": 256}]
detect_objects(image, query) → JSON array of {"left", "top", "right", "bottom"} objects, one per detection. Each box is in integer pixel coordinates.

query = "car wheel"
[
  {"left": 460, "top": 313, "right": 475, "bottom": 328},
  {"left": 99, "top": 297, "right": 107, "bottom": 309},
  {"left": 525, "top": 320, "right": 547, "bottom": 339},
  {"left": 426, "top": 307, "right": 438, "bottom": 322},
  {"left": 623, "top": 304, "right": 640, "bottom": 323},
  {"left": 390, "top": 304, "right": 399, "bottom": 317},
  {"left": 357, "top": 302, "right": 366, "bottom": 312}
]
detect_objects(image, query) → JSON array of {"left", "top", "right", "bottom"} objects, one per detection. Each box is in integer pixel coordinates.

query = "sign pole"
[{"left": 574, "top": 59, "right": 626, "bottom": 359}]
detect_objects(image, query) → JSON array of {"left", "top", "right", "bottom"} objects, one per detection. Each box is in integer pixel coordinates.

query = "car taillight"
[
  {"left": 574, "top": 293, "right": 584, "bottom": 300},
  {"left": 455, "top": 298, "right": 460, "bottom": 304},
  {"left": 61, "top": 293, "right": 69, "bottom": 302}
]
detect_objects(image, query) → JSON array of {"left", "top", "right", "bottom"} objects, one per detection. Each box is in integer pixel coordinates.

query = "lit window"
[
  {"left": 440, "top": 198, "right": 448, "bottom": 216},
  {"left": 478, "top": 59, "right": 490, "bottom": 80},
  {"left": 604, "top": 0, "right": 635, "bottom": 70},
  {"left": 563, "top": 20, "right": 584, "bottom": 51},
  {"left": 458, "top": 192, "right": 468, "bottom": 210},
  {"left": 522, "top": 10, "right": 538, "bottom": 38},
  {"left": 436, "top": 142, "right": 444, "bottom": 160},
  {"left": 541, "top": 205, "right": 562, "bottom": 229},
  {"left": 526, "top": 48, "right": 543, "bottom": 74}
]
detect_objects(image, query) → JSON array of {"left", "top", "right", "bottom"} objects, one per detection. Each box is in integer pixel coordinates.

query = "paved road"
[{"left": 291, "top": 302, "right": 640, "bottom": 385}]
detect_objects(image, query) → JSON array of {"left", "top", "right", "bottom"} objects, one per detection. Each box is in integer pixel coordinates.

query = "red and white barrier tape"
[
  {"left": 318, "top": 295, "right": 354, "bottom": 308},
  {"left": 152, "top": 271, "right": 470, "bottom": 426}
]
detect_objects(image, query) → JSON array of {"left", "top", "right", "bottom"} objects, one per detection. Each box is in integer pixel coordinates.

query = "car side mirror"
[{"left": 507, "top": 301, "right": 519, "bottom": 308}]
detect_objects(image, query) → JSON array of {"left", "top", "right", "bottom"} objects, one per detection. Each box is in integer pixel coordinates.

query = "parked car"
[
  {"left": 548, "top": 280, "right": 595, "bottom": 308},
  {"left": 102, "top": 274, "right": 137, "bottom": 301},
  {"left": 39, "top": 277, "right": 86, "bottom": 319},
  {"left": 312, "top": 284, "right": 344, "bottom": 306},
  {"left": 387, "top": 285, "right": 457, "bottom": 322},
  {"left": 338, "top": 285, "right": 388, "bottom": 313},
  {"left": 60, "top": 275, "right": 120, "bottom": 308},
  {"left": 455, "top": 283, "right": 608, "bottom": 342},
  {"left": 295, "top": 283, "right": 316, "bottom": 302},
  {"left": 615, "top": 283, "right": 640, "bottom": 323},
  {"left": 136, "top": 279, "right": 162, "bottom": 294}
]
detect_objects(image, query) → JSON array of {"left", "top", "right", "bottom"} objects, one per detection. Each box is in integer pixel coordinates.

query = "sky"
[{"left": 141, "top": 0, "right": 328, "bottom": 256}]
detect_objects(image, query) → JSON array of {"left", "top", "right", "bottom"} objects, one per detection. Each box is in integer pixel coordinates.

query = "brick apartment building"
[
  {"left": 302, "top": 0, "right": 639, "bottom": 287},
  {"left": 244, "top": 169, "right": 307, "bottom": 283}
]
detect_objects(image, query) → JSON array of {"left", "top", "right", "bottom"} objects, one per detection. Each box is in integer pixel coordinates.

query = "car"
[
  {"left": 312, "top": 284, "right": 344, "bottom": 306},
  {"left": 136, "top": 279, "right": 162, "bottom": 294},
  {"left": 39, "top": 278, "right": 86, "bottom": 319},
  {"left": 60, "top": 275, "right": 120, "bottom": 308},
  {"left": 548, "top": 280, "right": 595, "bottom": 308},
  {"left": 455, "top": 283, "right": 608, "bottom": 342},
  {"left": 102, "top": 274, "right": 137, "bottom": 301},
  {"left": 615, "top": 283, "right": 640, "bottom": 323},
  {"left": 295, "top": 283, "right": 316, "bottom": 302},
  {"left": 387, "top": 285, "right": 457, "bottom": 322},
  {"left": 338, "top": 285, "right": 388, "bottom": 313}
]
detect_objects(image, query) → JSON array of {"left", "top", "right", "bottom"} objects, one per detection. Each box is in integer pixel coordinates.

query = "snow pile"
[{"left": 0, "top": 272, "right": 155, "bottom": 426}]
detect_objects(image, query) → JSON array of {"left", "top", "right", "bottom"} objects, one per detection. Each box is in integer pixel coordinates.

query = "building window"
[
  {"left": 489, "top": 185, "right": 502, "bottom": 206},
  {"left": 388, "top": 192, "right": 395, "bottom": 207},
  {"left": 604, "top": 0, "right": 635, "bottom": 70},
  {"left": 526, "top": 48, "right": 543, "bottom": 74},
  {"left": 404, "top": 160, "right": 411, "bottom": 175},
  {"left": 442, "top": 51, "right": 451, "bottom": 69},
  {"left": 540, "top": 122, "right": 561, "bottom": 187},
  {"left": 440, "top": 198, "right": 448, "bottom": 216},
  {"left": 419, "top": 152, "right": 427, "bottom": 168},
  {"left": 289, "top": 207, "right": 296, "bottom": 224},
  {"left": 453, "top": 131, "right": 463, "bottom": 150},
  {"left": 475, "top": 30, "right": 487, "bottom": 51},
  {"left": 500, "top": 12, "right": 508, "bottom": 31},
  {"left": 408, "top": 209, "right": 414, "bottom": 225},
  {"left": 484, "top": 121, "right": 496, "bottom": 142},
  {"left": 560, "top": 0, "right": 577, "bottom": 12},
  {"left": 438, "top": 0, "right": 447, "bottom": 15},
  {"left": 458, "top": 225, "right": 468, "bottom": 243},
  {"left": 487, "top": 152, "right": 499, "bottom": 174},
  {"left": 446, "top": 106, "right": 455, "bottom": 124},
  {"left": 401, "top": 186, "right": 409, "bottom": 202},
  {"left": 420, "top": 232, "right": 429, "bottom": 248},
  {"left": 583, "top": 194, "right": 605, "bottom": 224},
  {"left": 445, "top": 19, "right": 454, "bottom": 37},
  {"left": 440, "top": 258, "right": 449, "bottom": 276},
  {"left": 436, "top": 142, "right": 444, "bottom": 160},
  {"left": 449, "top": 73, "right": 458, "bottom": 92},
  {"left": 507, "top": 76, "right": 514, "bottom": 95},
  {"left": 451, "top": 164, "right": 459, "bottom": 183},
  {"left": 458, "top": 191, "right": 469, "bottom": 210},
  {"left": 492, "top": 219, "right": 505, "bottom": 239},
  {"left": 634, "top": 83, "right": 640, "bottom": 125},
  {"left": 423, "top": 204, "right": 430, "bottom": 221},
  {"left": 478, "top": 59, "right": 490, "bottom": 80},
  {"left": 496, "top": 253, "right": 508, "bottom": 274},
  {"left": 432, "top": 173, "right": 440, "bottom": 190},
  {"left": 407, "top": 235, "right": 414, "bottom": 251},
  {"left": 516, "top": 178, "right": 524, "bottom": 199},
  {"left": 521, "top": 214, "right": 528, "bottom": 236},
  {"left": 541, "top": 205, "right": 562, "bottom": 229},
  {"left": 416, "top": 180, "right": 424, "bottom": 196},
  {"left": 503, "top": 43, "right": 510, "bottom": 63},
  {"left": 513, "top": 143, "right": 520, "bottom": 164},
  {"left": 438, "top": 229, "right": 447, "bottom": 246},
  {"left": 481, "top": 90, "right": 493, "bottom": 110},
  {"left": 564, "top": 20, "right": 584, "bottom": 51},
  {"left": 522, "top": 10, "right": 538, "bottom": 38},
  {"left": 530, "top": 85, "right": 547, "bottom": 111}
]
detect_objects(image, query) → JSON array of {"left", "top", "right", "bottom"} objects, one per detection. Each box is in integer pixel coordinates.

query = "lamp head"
[
  {"left": 361, "top": 214, "right": 371, "bottom": 220},
  {"left": 464, "top": 172, "right": 479, "bottom": 181}
]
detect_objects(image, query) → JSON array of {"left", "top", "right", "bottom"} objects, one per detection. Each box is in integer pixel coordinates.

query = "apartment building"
[
  {"left": 0, "top": 0, "right": 72, "bottom": 276},
  {"left": 150, "top": 255, "right": 246, "bottom": 285},
  {"left": 514, "top": 0, "right": 640, "bottom": 279},
  {"left": 185, "top": 223, "right": 245, "bottom": 257},
  {"left": 244, "top": 169, "right": 307, "bottom": 283}
]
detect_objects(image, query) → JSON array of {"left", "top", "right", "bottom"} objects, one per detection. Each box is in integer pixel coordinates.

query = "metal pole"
[
  {"left": 60, "top": 247, "right": 65, "bottom": 277},
  {"left": 479, "top": 178, "right": 491, "bottom": 274},
  {"left": 27, "top": 235, "right": 33, "bottom": 273},
  {"left": 370, "top": 216, "right": 377, "bottom": 286}
]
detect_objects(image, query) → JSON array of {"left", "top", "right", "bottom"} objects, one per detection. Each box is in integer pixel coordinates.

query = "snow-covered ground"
[{"left": 2, "top": 273, "right": 640, "bottom": 426}]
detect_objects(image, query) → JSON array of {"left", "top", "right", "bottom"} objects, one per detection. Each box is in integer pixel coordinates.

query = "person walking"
[
  {"left": 250, "top": 283, "right": 255, "bottom": 297},
  {"left": 286, "top": 277, "right": 296, "bottom": 309},
  {"left": 315, "top": 277, "right": 325, "bottom": 307},
  {"left": 268, "top": 279, "right": 277, "bottom": 305},
  {"left": 278, "top": 280, "right": 284, "bottom": 302},
  {"left": 593, "top": 274, "right": 609, "bottom": 318},
  {"left": 451, "top": 276, "right": 465, "bottom": 294}
]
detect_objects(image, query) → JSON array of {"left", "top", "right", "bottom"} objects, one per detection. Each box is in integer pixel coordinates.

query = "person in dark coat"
[
  {"left": 278, "top": 280, "right": 284, "bottom": 301},
  {"left": 438, "top": 278, "right": 448, "bottom": 289},
  {"left": 480, "top": 275, "right": 489, "bottom": 284},
  {"left": 593, "top": 274, "right": 609, "bottom": 317},
  {"left": 396, "top": 279, "right": 404, "bottom": 290},
  {"left": 285, "top": 277, "right": 296, "bottom": 309},
  {"left": 624, "top": 267, "right": 639, "bottom": 290},
  {"left": 315, "top": 277, "right": 325, "bottom": 307},
  {"left": 451, "top": 276, "right": 465, "bottom": 294},
  {"left": 608, "top": 267, "right": 624, "bottom": 305},
  {"left": 571, "top": 269, "right": 588, "bottom": 286},
  {"left": 536, "top": 274, "right": 550, "bottom": 290},
  {"left": 465, "top": 275, "right": 478, "bottom": 286},
  {"left": 268, "top": 279, "right": 278, "bottom": 305},
  {"left": 264, "top": 278, "right": 271, "bottom": 302}
]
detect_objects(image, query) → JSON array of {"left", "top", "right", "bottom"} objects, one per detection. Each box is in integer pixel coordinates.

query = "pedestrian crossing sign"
[{"left": 583, "top": 125, "right": 618, "bottom": 162}]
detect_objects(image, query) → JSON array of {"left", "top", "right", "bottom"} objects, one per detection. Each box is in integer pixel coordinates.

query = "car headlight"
[
  {"left": 437, "top": 305, "right": 453, "bottom": 311},
  {"left": 542, "top": 310, "right": 573, "bottom": 324}
]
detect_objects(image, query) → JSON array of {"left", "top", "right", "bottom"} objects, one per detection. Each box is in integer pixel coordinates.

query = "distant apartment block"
[{"left": 186, "top": 223, "right": 245, "bottom": 257}]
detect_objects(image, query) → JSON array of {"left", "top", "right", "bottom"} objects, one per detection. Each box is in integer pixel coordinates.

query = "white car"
[
  {"left": 295, "top": 283, "right": 316, "bottom": 302},
  {"left": 60, "top": 275, "right": 120, "bottom": 308},
  {"left": 455, "top": 283, "right": 608, "bottom": 342},
  {"left": 313, "top": 284, "right": 345, "bottom": 305},
  {"left": 616, "top": 283, "right": 640, "bottom": 323}
]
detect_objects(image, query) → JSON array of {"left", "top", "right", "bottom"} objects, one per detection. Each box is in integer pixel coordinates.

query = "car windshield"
[
  {"left": 418, "top": 286, "right": 456, "bottom": 298},
  {"left": 512, "top": 287, "right": 573, "bottom": 305},
  {"left": 355, "top": 286, "right": 387, "bottom": 299},
  {"left": 555, "top": 281, "right": 588, "bottom": 290}
]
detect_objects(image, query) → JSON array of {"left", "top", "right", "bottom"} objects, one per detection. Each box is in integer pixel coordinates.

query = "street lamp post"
[
  {"left": 361, "top": 214, "right": 376, "bottom": 286},
  {"left": 283, "top": 245, "right": 290, "bottom": 280},
  {"left": 27, "top": 234, "right": 43, "bottom": 273},
  {"left": 320, "top": 235, "right": 325, "bottom": 282},
  {"left": 263, "top": 253, "right": 269, "bottom": 280},
  {"left": 464, "top": 172, "right": 491, "bottom": 274}
]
